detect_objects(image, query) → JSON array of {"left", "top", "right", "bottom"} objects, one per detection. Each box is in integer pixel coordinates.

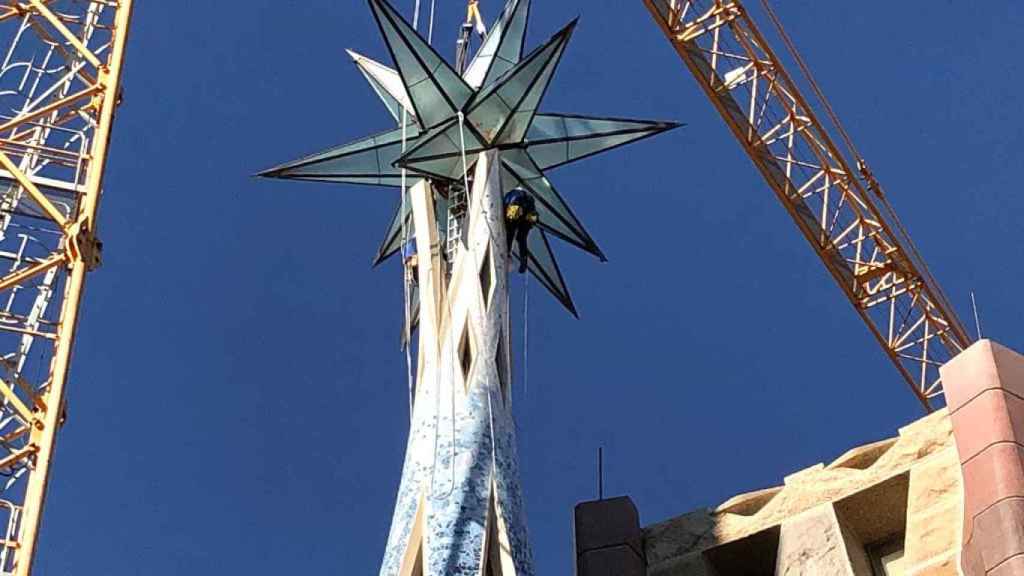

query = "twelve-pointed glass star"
[{"left": 259, "top": 0, "right": 680, "bottom": 317}]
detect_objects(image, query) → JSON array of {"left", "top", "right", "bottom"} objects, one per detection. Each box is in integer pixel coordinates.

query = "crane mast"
[
  {"left": 0, "top": 2, "right": 133, "bottom": 574},
  {"left": 643, "top": 0, "right": 971, "bottom": 409}
]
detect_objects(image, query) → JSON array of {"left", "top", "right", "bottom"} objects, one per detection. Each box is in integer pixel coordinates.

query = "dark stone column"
[{"left": 574, "top": 497, "right": 646, "bottom": 576}]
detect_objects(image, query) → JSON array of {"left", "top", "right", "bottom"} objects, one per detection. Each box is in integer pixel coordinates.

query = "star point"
[{"left": 260, "top": 0, "right": 681, "bottom": 315}]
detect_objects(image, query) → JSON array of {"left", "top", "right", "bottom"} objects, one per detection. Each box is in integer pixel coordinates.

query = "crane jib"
[{"left": 643, "top": 0, "right": 971, "bottom": 409}]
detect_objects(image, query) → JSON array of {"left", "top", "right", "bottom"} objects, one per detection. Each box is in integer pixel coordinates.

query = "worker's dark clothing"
[{"left": 504, "top": 189, "right": 538, "bottom": 274}]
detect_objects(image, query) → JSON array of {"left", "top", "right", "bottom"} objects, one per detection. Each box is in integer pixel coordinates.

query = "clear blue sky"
[{"left": 34, "top": 1, "right": 1024, "bottom": 574}]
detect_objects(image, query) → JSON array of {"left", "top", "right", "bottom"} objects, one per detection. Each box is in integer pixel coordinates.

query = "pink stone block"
[
  {"left": 940, "top": 339, "right": 1024, "bottom": 576},
  {"left": 989, "top": 555, "right": 1024, "bottom": 576},
  {"left": 971, "top": 497, "right": 1024, "bottom": 573},
  {"left": 942, "top": 340, "right": 1024, "bottom": 414},
  {"left": 950, "top": 389, "right": 1024, "bottom": 463},
  {"left": 960, "top": 444, "right": 1024, "bottom": 538}
]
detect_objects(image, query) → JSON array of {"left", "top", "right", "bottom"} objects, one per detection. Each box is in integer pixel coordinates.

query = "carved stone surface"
[
  {"left": 644, "top": 509, "right": 716, "bottom": 571},
  {"left": 907, "top": 556, "right": 961, "bottom": 576},
  {"left": 837, "top": 513, "right": 873, "bottom": 576},
  {"left": 775, "top": 505, "right": 856, "bottom": 576},
  {"left": 643, "top": 409, "right": 961, "bottom": 575},
  {"left": 902, "top": 448, "right": 962, "bottom": 575},
  {"left": 645, "top": 552, "right": 713, "bottom": 576}
]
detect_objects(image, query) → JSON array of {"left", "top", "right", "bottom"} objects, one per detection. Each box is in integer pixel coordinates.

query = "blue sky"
[{"left": 32, "top": 1, "right": 1024, "bottom": 574}]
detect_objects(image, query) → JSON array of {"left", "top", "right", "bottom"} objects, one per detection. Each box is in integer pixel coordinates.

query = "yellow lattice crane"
[
  {"left": 643, "top": 0, "right": 971, "bottom": 409},
  {"left": 0, "top": 2, "right": 134, "bottom": 573}
]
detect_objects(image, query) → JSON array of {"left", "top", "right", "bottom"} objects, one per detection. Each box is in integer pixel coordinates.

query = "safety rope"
[
  {"left": 428, "top": 99, "right": 481, "bottom": 503},
  {"left": 426, "top": 8, "right": 461, "bottom": 502},
  {"left": 400, "top": 119, "right": 414, "bottom": 423},
  {"left": 428, "top": 0, "right": 437, "bottom": 44},
  {"left": 429, "top": 234, "right": 458, "bottom": 500},
  {"left": 429, "top": 5, "right": 507, "bottom": 500},
  {"left": 400, "top": 0, "right": 422, "bottom": 422},
  {"left": 458, "top": 107, "right": 530, "bottom": 406},
  {"left": 431, "top": 112, "right": 475, "bottom": 502},
  {"left": 505, "top": 280, "right": 513, "bottom": 402},
  {"left": 409, "top": 0, "right": 449, "bottom": 501},
  {"left": 457, "top": 112, "right": 473, "bottom": 206},
  {"left": 457, "top": 112, "right": 500, "bottom": 243},
  {"left": 430, "top": 300, "right": 457, "bottom": 500},
  {"left": 523, "top": 271, "right": 528, "bottom": 398},
  {"left": 485, "top": 362, "right": 500, "bottom": 494},
  {"left": 456, "top": 110, "right": 505, "bottom": 487},
  {"left": 430, "top": 279, "right": 459, "bottom": 500}
]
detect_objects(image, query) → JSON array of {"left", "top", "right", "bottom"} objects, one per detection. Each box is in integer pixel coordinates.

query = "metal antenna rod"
[
  {"left": 971, "top": 291, "right": 983, "bottom": 341},
  {"left": 598, "top": 447, "right": 604, "bottom": 501}
]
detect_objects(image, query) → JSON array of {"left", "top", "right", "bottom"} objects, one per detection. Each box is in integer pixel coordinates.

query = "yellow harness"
[{"left": 506, "top": 203, "right": 539, "bottom": 224}]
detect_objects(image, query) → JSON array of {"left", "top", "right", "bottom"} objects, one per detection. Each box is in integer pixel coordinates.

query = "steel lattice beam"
[
  {"left": 0, "top": 1, "right": 134, "bottom": 573},
  {"left": 644, "top": 0, "right": 971, "bottom": 408}
]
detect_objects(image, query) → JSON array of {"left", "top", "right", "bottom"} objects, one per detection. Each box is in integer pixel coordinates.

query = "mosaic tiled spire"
[{"left": 259, "top": 1, "right": 679, "bottom": 573}]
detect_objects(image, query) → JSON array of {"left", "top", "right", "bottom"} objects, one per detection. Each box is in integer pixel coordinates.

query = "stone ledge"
[{"left": 644, "top": 410, "right": 956, "bottom": 566}]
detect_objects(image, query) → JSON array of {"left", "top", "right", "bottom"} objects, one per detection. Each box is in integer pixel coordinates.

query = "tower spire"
[{"left": 257, "top": 1, "right": 680, "bottom": 573}]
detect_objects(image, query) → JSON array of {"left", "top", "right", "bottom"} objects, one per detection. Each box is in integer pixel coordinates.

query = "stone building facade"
[{"left": 574, "top": 340, "right": 1024, "bottom": 576}]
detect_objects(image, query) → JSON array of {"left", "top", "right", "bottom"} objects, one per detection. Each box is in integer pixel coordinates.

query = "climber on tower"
[{"left": 503, "top": 186, "right": 538, "bottom": 274}]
